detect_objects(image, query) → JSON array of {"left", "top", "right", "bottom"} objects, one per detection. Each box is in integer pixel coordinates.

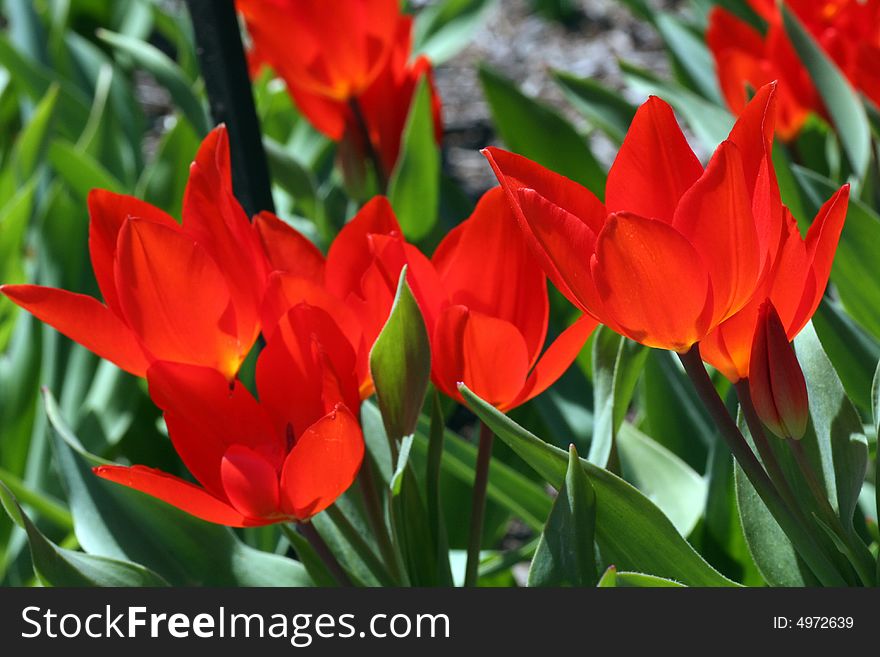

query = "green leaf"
[
  {"left": 812, "top": 299, "right": 880, "bottom": 414},
  {"left": 279, "top": 524, "right": 339, "bottom": 588},
  {"left": 0, "top": 35, "right": 90, "bottom": 131},
  {"left": 596, "top": 565, "right": 686, "bottom": 587},
  {"left": 552, "top": 70, "right": 636, "bottom": 145},
  {"left": 0, "top": 481, "right": 169, "bottom": 587},
  {"left": 263, "top": 137, "right": 321, "bottom": 228},
  {"left": 370, "top": 267, "right": 432, "bottom": 444},
  {"left": 479, "top": 64, "right": 605, "bottom": 197},
  {"left": 794, "top": 324, "right": 868, "bottom": 532},
  {"left": 137, "top": 115, "right": 200, "bottom": 217},
  {"left": 96, "top": 29, "right": 210, "bottom": 136},
  {"left": 13, "top": 83, "right": 59, "bottom": 182},
  {"left": 413, "top": 0, "right": 496, "bottom": 65},
  {"left": 44, "top": 391, "right": 313, "bottom": 587},
  {"left": 412, "top": 415, "right": 551, "bottom": 531},
  {"left": 616, "top": 423, "right": 707, "bottom": 537},
  {"left": 655, "top": 14, "right": 723, "bottom": 104},
  {"left": 642, "top": 350, "right": 712, "bottom": 470},
  {"left": 589, "top": 326, "right": 648, "bottom": 466},
  {"left": 48, "top": 139, "right": 125, "bottom": 198},
  {"left": 388, "top": 78, "right": 440, "bottom": 241},
  {"left": 781, "top": 4, "right": 871, "bottom": 179},
  {"left": 459, "top": 385, "right": 738, "bottom": 586},
  {"left": 528, "top": 444, "right": 597, "bottom": 587},
  {"left": 735, "top": 459, "right": 813, "bottom": 587},
  {"left": 620, "top": 60, "right": 734, "bottom": 151}
]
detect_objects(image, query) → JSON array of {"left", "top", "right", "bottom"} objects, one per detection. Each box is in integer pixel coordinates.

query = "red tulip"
[
  {"left": 340, "top": 14, "right": 442, "bottom": 177},
  {"left": 94, "top": 304, "right": 364, "bottom": 526},
  {"left": 707, "top": 0, "right": 880, "bottom": 139},
  {"left": 485, "top": 83, "right": 782, "bottom": 354},
  {"left": 239, "top": 0, "right": 442, "bottom": 173},
  {"left": 1, "top": 126, "right": 269, "bottom": 379},
  {"left": 237, "top": 0, "right": 400, "bottom": 110},
  {"left": 701, "top": 185, "right": 849, "bottom": 381},
  {"left": 431, "top": 188, "right": 596, "bottom": 410},
  {"left": 748, "top": 300, "right": 809, "bottom": 440},
  {"left": 256, "top": 197, "right": 445, "bottom": 397}
]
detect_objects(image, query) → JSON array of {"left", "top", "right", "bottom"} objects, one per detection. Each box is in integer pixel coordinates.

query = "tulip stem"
[
  {"left": 464, "top": 421, "right": 493, "bottom": 587},
  {"left": 297, "top": 521, "right": 353, "bottom": 587},
  {"left": 348, "top": 97, "right": 388, "bottom": 192},
  {"left": 734, "top": 381, "right": 802, "bottom": 513},
  {"left": 358, "top": 456, "right": 403, "bottom": 582},
  {"left": 325, "top": 504, "right": 398, "bottom": 587},
  {"left": 679, "top": 345, "right": 846, "bottom": 586}
]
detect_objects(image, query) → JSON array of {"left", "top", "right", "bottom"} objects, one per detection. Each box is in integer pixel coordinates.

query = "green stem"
[
  {"left": 464, "top": 421, "right": 493, "bottom": 587},
  {"left": 348, "top": 97, "right": 387, "bottom": 193},
  {"left": 297, "top": 522, "right": 353, "bottom": 587},
  {"left": 325, "top": 504, "right": 398, "bottom": 587},
  {"left": 734, "top": 382, "right": 803, "bottom": 514},
  {"left": 679, "top": 345, "right": 846, "bottom": 586},
  {"left": 358, "top": 457, "right": 402, "bottom": 582}
]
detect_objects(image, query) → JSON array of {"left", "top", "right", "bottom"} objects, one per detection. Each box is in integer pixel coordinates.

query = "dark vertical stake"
[{"left": 185, "top": 0, "right": 275, "bottom": 218}]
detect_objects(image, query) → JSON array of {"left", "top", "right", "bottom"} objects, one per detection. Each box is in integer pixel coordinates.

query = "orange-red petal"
[
  {"left": 673, "top": 140, "right": 761, "bottom": 324},
  {"left": 93, "top": 465, "right": 259, "bottom": 527},
  {"left": 0, "top": 285, "right": 149, "bottom": 376},
  {"left": 114, "top": 218, "right": 239, "bottom": 377},
  {"left": 605, "top": 96, "right": 703, "bottom": 223},
  {"left": 254, "top": 211, "right": 326, "bottom": 282},
  {"left": 592, "top": 213, "right": 711, "bottom": 351},
  {"left": 279, "top": 404, "right": 365, "bottom": 520}
]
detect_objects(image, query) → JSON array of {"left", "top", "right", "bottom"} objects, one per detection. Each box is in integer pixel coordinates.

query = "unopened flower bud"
[{"left": 748, "top": 300, "right": 809, "bottom": 439}]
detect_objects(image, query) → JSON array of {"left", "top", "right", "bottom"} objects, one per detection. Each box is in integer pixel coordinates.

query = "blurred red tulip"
[
  {"left": 0, "top": 126, "right": 270, "bottom": 380},
  {"left": 238, "top": 0, "right": 442, "bottom": 174},
  {"left": 748, "top": 300, "right": 810, "bottom": 440},
  {"left": 701, "top": 185, "right": 849, "bottom": 381},
  {"left": 256, "top": 197, "right": 445, "bottom": 397},
  {"left": 707, "top": 0, "right": 880, "bottom": 139},
  {"left": 430, "top": 188, "right": 596, "bottom": 411},
  {"left": 485, "top": 84, "right": 782, "bottom": 354},
  {"left": 95, "top": 304, "right": 364, "bottom": 526}
]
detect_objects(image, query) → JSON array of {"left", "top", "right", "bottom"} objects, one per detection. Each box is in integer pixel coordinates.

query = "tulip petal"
[
  {"left": 254, "top": 211, "right": 326, "bottom": 282},
  {"left": 592, "top": 213, "right": 711, "bottom": 351},
  {"left": 433, "top": 305, "right": 530, "bottom": 408},
  {"left": 93, "top": 465, "right": 258, "bottom": 527},
  {"left": 508, "top": 314, "right": 598, "bottom": 410},
  {"left": 482, "top": 147, "right": 607, "bottom": 311},
  {"left": 88, "top": 189, "right": 178, "bottom": 315},
  {"left": 673, "top": 141, "right": 761, "bottom": 323},
  {"left": 0, "top": 285, "right": 149, "bottom": 376},
  {"left": 114, "top": 218, "right": 240, "bottom": 377},
  {"left": 432, "top": 187, "right": 549, "bottom": 361},
  {"left": 279, "top": 404, "right": 365, "bottom": 520},
  {"left": 707, "top": 9, "right": 769, "bottom": 117},
  {"left": 147, "top": 362, "right": 282, "bottom": 492},
  {"left": 182, "top": 126, "right": 269, "bottom": 347},
  {"left": 325, "top": 196, "right": 401, "bottom": 299},
  {"left": 257, "top": 304, "right": 360, "bottom": 441},
  {"left": 220, "top": 445, "right": 281, "bottom": 519},
  {"left": 784, "top": 184, "right": 849, "bottom": 335},
  {"left": 513, "top": 188, "right": 605, "bottom": 320},
  {"left": 605, "top": 96, "right": 703, "bottom": 223}
]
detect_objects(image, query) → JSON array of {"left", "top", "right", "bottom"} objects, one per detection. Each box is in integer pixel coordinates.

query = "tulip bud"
[{"left": 748, "top": 300, "right": 809, "bottom": 439}]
